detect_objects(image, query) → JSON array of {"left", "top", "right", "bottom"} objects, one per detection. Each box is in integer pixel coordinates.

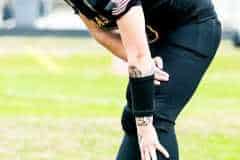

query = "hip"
[{"left": 149, "top": 17, "right": 222, "bottom": 58}]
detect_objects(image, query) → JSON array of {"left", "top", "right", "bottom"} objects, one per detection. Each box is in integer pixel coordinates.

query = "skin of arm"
[
  {"left": 116, "top": 6, "right": 153, "bottom": 74},
  {"left": 80, "top": 13, "right": 169, "bottom": 86},
  {"left": 79, "top": 6, "right": 170, "bottom": 160},
  {"left": 116, "top": 5, "right": 154, "bottom": 127},
  {"left": 116, "top": 6, "right": 170, "bottom": 160},
  {"left": 80, "top": 14, "right": 127, "bottom": 61}
]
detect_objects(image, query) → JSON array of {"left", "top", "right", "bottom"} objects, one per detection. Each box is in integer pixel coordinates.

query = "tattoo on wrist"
[
  {"left": 128, "top": 66, "right": 142, "bottom": 78},
  {"left": 136, "top": 116, "right": 153, "bottom": 126},
  {"left": 128, "top": 63, "right": 155, "bottom": 78}
]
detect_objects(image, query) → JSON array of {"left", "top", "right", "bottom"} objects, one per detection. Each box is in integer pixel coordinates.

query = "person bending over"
[{"left": 64, "top": 0, "right": 222, "bottom": 159}]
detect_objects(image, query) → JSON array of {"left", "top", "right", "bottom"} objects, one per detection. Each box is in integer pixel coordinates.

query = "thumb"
[
  {"left": 156, "top": 143, "right": 170, "bottom": 159},
  {"left": 154, "top": 57, "right": 163, "bottom": 69}
]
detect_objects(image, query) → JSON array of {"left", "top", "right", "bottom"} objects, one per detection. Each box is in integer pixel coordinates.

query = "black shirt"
[
  {"left": 64, "top": 0, "right": 218, "bottom": 48},
  {"left": 65, "top": 0, "right": 216, "bottom": 30}
]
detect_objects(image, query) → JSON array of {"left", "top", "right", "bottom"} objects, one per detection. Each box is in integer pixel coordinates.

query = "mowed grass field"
[{"left": 0, "top": 37, "right": 239, "bottom": 160}]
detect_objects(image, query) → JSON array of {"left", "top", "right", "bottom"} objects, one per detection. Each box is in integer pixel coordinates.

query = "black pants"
[{"left": 116, "top": 18, "right": 222, "bottom": 160}]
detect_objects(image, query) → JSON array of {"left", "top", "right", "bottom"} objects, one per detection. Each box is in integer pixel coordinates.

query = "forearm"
[
  {"left": 95, "top": 31, "right": 127, "bottom": 61},
  {"left": 79, "top": 14, "right": 127, "bottom": 61},
  {"left": 117, "top": 6, "right": 155, "bottom": 117},
  {"left": 80, "top": 7, "right": 154, "bottom": 116}
]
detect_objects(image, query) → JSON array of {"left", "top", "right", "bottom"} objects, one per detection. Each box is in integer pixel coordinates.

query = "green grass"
[{"left": 0, "top": 37, "right": 239, "bottom": 160}]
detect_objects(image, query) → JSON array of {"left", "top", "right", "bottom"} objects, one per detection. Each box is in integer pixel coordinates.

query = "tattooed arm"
[
  {"left": 80, "top": 14, "right": 169, "bottom": 86},
  {"left": 80, "top": 14, "right": 127, "bottom": 61},
  {"left": 117, "top": 7, "right": 153, "bottom": 77},
  {"left": 116, "top": 6, "right": 170, "bottom": 160}
]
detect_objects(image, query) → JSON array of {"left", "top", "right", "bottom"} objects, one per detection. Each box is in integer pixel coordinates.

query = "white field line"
[
  {"left": 5, "top": 90, "right": 123, "bottom": 106},
  {"left": 26, "top": 46, "right": 63, "bottom": 74}
]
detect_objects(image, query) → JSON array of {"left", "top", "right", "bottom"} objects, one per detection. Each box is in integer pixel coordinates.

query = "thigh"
[
  {"left": 152, "top": 42, "right": 216, "bottom": 123},
  {"left": 151, "top": 18, "right": 221, "bottom": 124},
  {"left": 122, "top": 42, "right": 217, "bottom": 133},
  {"left": 118, "top": 43, "right": 215, "bottom": 160}
]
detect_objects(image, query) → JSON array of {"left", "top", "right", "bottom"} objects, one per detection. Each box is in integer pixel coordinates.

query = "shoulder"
[{"left": 89, "top": 0, "right": 142, "bottom": 19}]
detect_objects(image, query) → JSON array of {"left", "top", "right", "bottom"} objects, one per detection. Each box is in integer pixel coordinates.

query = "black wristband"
[{"left": 129, "top": 74, "right": 155, "bottom": 117}]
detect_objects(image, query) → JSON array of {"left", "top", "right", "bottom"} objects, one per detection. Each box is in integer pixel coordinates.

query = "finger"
[
  {"left": 154, "top": 71, "right": 169, "bottom": 81},
  {"left": 140, "top": 148, "right": 145, "bottom": 160},
  {"left": 156, "top": 143, "right": 170, "bottom": 159},
  {"left": 154, "top": 80, "right": 161, "bottom": 85},
  {"left": 138, "top": 138, "right": 145, "bottom": 160},
  {"left": 144, "top": 149, "right": 151, "bottom": 160},
  {"left": 154, "top": 74, "right": 169, "bottom": 82},
  {"left": 150, "top": 148, "right": 157, "bottom": 160},
  {"left": 154, "top": 57, "right": 163, "bottom": 69},
  {"left": 155, "top": 69, "right": 170, "bottom": 78}
]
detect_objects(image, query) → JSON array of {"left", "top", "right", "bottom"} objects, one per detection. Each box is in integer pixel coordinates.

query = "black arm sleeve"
[{"left": 129, "top": 75, "right": 155, "bottom": 117}]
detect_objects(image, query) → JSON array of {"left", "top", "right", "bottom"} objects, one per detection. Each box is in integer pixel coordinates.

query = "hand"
[
  {"left": 153, "top": 57, "right": 169, "bottom": 85},
  {"left": 136, "top": 117, "right": 170, "bottom": 160}
]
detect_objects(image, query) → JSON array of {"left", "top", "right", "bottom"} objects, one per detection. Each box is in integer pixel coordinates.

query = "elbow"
[
  {"left": 89, "top": 31, "right": 100, "bottom": 42},
  {"left": 90, "top": 31, "right": 105, "bottom": 45},
  {"left": 86, "top": 27, "right": 103, "bottom": 43}
]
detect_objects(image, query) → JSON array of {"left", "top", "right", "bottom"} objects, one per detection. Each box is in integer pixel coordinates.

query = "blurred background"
[
  {"left": 0, "top": 0, "right": 240, "bottom": 45},
  {"left": 0, "top": 0, "right": 239, "bottom": 160}
]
